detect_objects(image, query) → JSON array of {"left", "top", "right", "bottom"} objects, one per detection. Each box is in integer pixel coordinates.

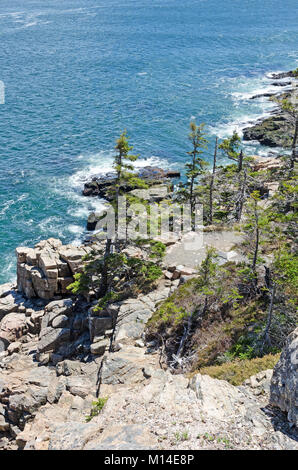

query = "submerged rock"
[{"left": 270, "top": 70, "right": 298, "bottom": 79}]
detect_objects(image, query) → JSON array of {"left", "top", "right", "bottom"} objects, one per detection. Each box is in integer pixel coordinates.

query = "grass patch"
[{"left": 197, "top": 353, "right": 280, "bottom": 385}]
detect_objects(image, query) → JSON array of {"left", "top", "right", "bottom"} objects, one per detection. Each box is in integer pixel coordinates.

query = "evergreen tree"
[
  {"left": 179, "top": 122, "right": 208, "bottom": 229},
  {"left": 109, "top": 131, "right": 148, "bottom": 243},
  {"left": 261, "top": 247, "right": 297, "bottom": 352},
  {"left": 219, "top": 131, "right": 244, "bottom": 172},
  {"left": 240, "top": 190, "right": 271, "bottom": 291},
  {"left": 208, "top": 137, "right": 218, "bottom": 225},
  {"left": 112, "top": 130, "right": 142, "bottom": 205}
]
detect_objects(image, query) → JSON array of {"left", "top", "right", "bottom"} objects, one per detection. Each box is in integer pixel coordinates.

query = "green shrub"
[
  {"left": 67, "top": 272, "right": 89, "bottom": 295},
  {"left": 85, "top": 397, "right": 108, "bottom": 422}
]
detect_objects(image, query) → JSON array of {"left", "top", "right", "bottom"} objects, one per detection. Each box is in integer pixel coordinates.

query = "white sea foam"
[
  {"left": 67, "top": 224, "right": 85, "bottom": 235},
  {"left": 0, "top": 194, "right": 28, "bottom": 218},
  {"left": 229, "top": 73, "right": 294, "bottom": 106},
  {"left": 209, "top": 69, "right": 294, "bottom": 145},
  {"left": 231, "top": 84, "right": 292, "bottom": 101},
  {"left": 2, "top": 256, "right": 17, "bottom": 284},
  {"left": 0, "top": 12, "right": 24, "bottom": 19},
  {"left": 23, "top": 21, "right": 38, "bottom": 28},
  {"left": 265, "top": 71, "right": 295, "bottom": 79},
  {"left": 38, "top": 216, "right": 65, "bottom": 238},
  {"left": 207, "top": 110, "right": 274, "bottom": 139},
  {"left": 69, "top": 151, "right": 169, "bottom": 190},
  {"left": 49, "top": 150, "right": 172, "bottom": 247}
]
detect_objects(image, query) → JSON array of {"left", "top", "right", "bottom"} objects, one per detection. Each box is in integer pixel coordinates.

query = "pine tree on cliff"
[
  {"left": 208, "top": 137, "right": 218, "bottom": 224},
  {"left": 240, "top": 190, "right": 269, "bottom": 290},
  {"left": 234, "top": 164, "right": 247, "bottom": 221},
  {"left": 109, "top": 131, "right": 147, "bottom": 242},
  {"left": 112, "top": 130, "right": 139, "bottom": 205},
  {"left": 219, "top": 131, "right": 244, "bottom": 172},
  {"left": 179, "top": 121, "right": 208, "bottom": 229}
]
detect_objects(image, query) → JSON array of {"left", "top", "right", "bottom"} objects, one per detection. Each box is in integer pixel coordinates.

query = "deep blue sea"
[{"left": 0, "top": 0, "right": 297, "bottom": 283}]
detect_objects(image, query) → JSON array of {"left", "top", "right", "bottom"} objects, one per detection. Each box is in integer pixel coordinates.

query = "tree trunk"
[
  {"left": 115, "top": 151, "right": 123, "bottom": 245},
  {"left": 251, "top": 199, "right": 259, "bottom": 276},
  {"left": 262, "top": 282, "right": 276, "bottom": 349},
  {"left": 238, "top": 150, "right": 243, "bottom": 172},
  {"left": 99, "top": 238, "right": 112, "bottom": 297},
  {"left": 190, "top": 145, "right": 197, "bottom": 230},
  {"left": 209, "top": 138, "right": 218, "bottom": 224},
  {"left": 235, "top": 165, "right": 247, "bottom": 221},
  {"left": 290, "top": 118, "right": 298, "bottom": 171},
  {"left": 174, "top": 313, "right": 193, "bottom": 364}
]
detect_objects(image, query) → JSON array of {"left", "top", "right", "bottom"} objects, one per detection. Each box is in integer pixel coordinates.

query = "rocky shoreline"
[
  {"left": 243, "top": 70, "right": 298, "bottom": 148},
  {"left": 0, "top": 71, "right": 297, "bottom": 451},
  {"left": 0, "top": 201, "right": 297, "bottom": 449},
  {"left": 0, "top": 236, "right": 297, "bottom": 450}
]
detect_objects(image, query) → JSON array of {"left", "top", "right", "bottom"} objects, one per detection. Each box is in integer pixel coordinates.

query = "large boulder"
[
  {"left": 0, "top": 283, "right": 15, "bottom": 298},
  {"left": 37, "top": 299, "right": 73, "bottom": 354},
  {"left": 0, "top": 312, "right": 27, "bottom": 344},
  {"left": 100, "top": 346, "right": 147, "bottom": 385},
  {"left": 84, "top": 424, "right": 157, "bottom": 450},
  {"left": 0, "top": 292, "right": 25, "bottom": 321},
  {"left": 66, "top": 376, "right": 93, "bottom": 399},
  {"left": 113, "top": 287, "right": 170, "bottom": 344},
  {"left": 48, "top": 421, "right": 100, "bottom": 450},
  {"left": 37, "top": 299, "right": 88, "bottom": 357},
  {"left": 37, "top": 327, "right": 70, "bottom": 354},
  {"left": 189, "top": 373, "right": 249, "bottom": 420},
  {"left": 270, "top": 328, "right": 298, "bottom": 427},
  {"left": 40, "top": 299, "right": 73, "bottom": 330},
  {"left": 0, "top": 354, "right": 57, "bottom": 434},
  {"left": 16, "top": 239, "right": 94, "bottom": 300}
]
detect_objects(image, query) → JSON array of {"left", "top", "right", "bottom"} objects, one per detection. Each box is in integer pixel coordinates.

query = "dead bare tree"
[
  {"left": 158, "top": 333, "right": 167, "bottom": 369},
  {"left": 260, "top": 266, "right": 275, "bottom": 350},
  {"left": 251, "top": 197, "right": 260, "bottom": 275},
  {"left": 98, "top": 238, "right": 112, "bottom": 297},
  {"left": 234, "top": 165, "right": 247, "bottom": 221},
  {"left": 170, "top": 349, "right": 198, "bottom": 372},
  {"left": 208, "top": 137, "right": 218, "bottom": 225},
  {"left": 174, "top": 313, "right": 193, "bottom": 361}
]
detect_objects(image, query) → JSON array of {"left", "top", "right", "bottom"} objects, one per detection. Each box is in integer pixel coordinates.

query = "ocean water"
[{"left": 0, "top": 0, "right": 297, "bottom": 283}]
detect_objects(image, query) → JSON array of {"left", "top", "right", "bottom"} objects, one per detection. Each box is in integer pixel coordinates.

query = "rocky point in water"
[
  {"left": 243, "top": 70, "right": 298, "bottom": 148},
  {"left": 82, "top": 166, "right": 180, "bottom": 200}
]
